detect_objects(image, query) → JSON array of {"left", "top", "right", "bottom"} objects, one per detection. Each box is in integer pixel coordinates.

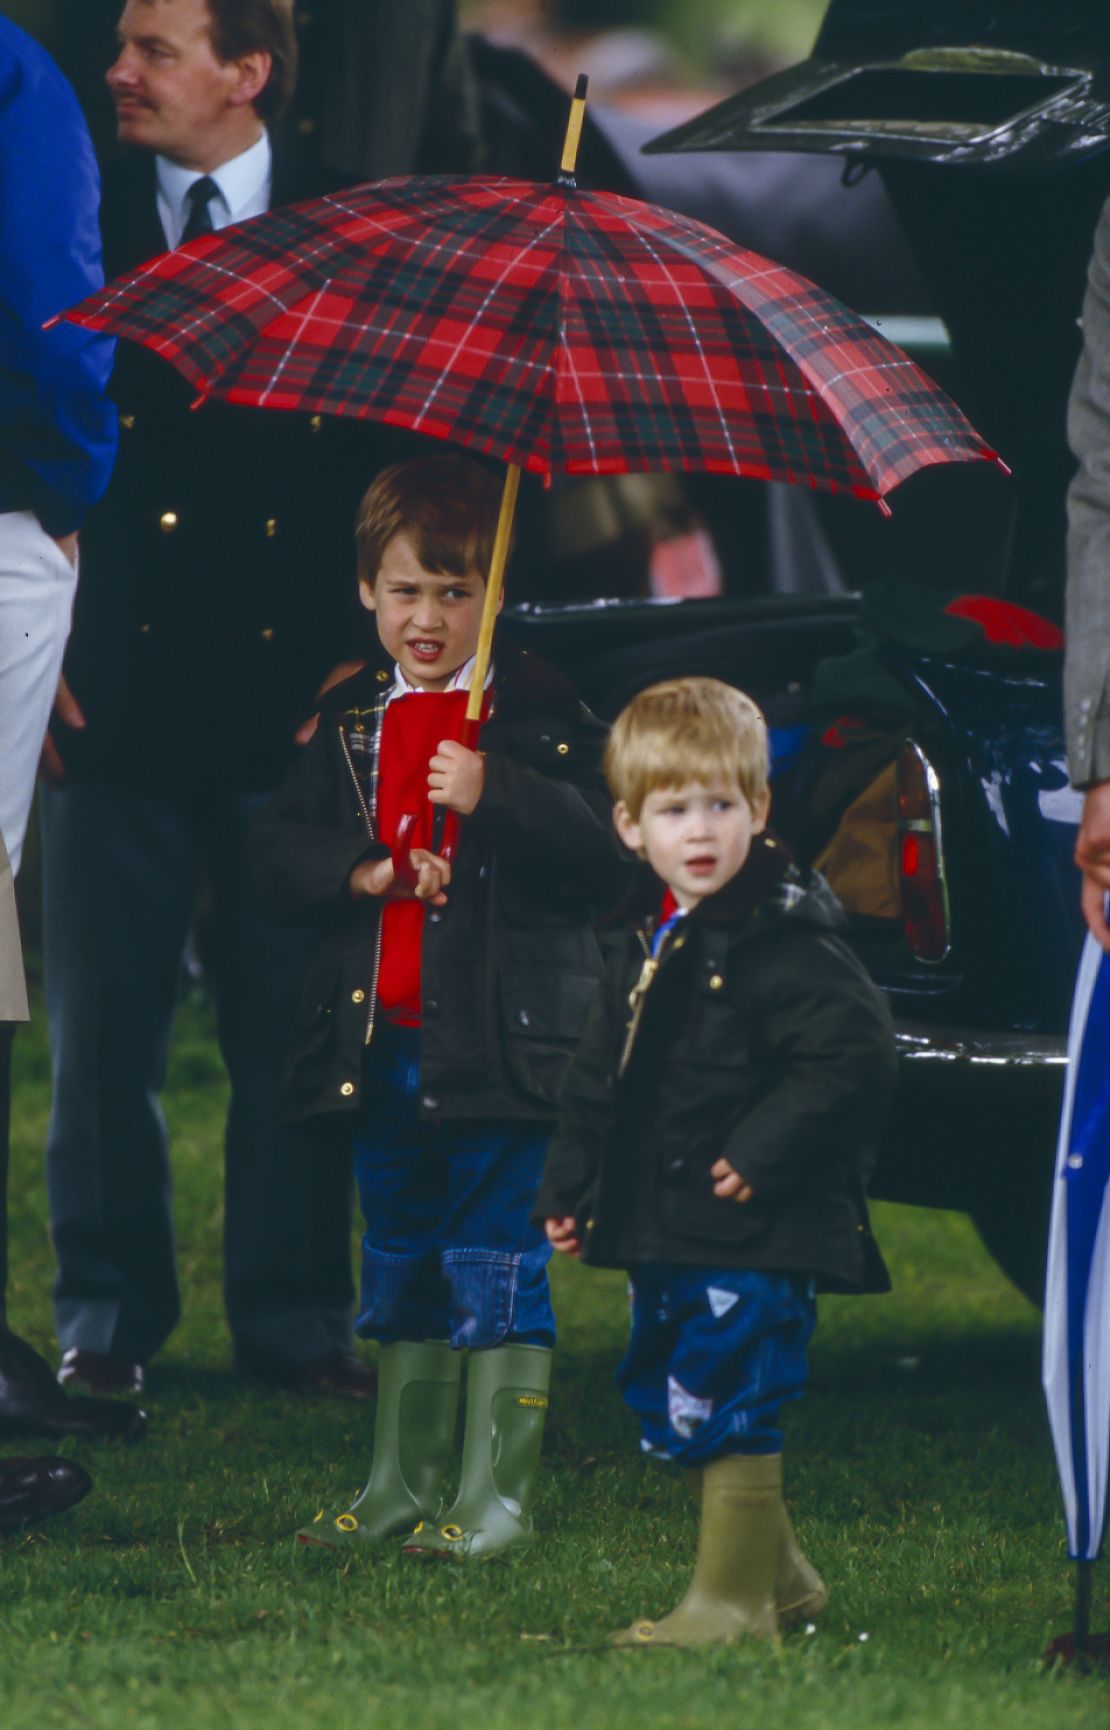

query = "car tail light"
[{"left": 896, "top": 741, "right": 951, "bottom": 962}]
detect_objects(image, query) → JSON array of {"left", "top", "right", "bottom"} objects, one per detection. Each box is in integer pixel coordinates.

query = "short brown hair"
[
  {"left": 605, "top": 677, "right": 769, "bottom": 819},
  {"left": 356, "top": 456, "right": 505, "bottom": 590},
  {"left": 206, "top": 0, "right": 297, "bottom": 121}
]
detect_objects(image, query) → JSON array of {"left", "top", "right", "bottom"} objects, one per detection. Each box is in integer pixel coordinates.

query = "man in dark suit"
[{"left": 39, "top": 0, "right": 411, "bottom": 1399}]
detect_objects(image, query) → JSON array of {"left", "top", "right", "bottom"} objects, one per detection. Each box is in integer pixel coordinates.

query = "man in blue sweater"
[{"left": 0, "top": 18, "right": 141, "bottom": 1453}]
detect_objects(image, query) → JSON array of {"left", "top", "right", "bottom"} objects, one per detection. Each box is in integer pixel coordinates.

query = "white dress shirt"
[
  {"left": 387, "top": 654, "right": 494, "bottom": 708},
  {"left": 155, "top": 129, "right": 273, "bottom": 249}
]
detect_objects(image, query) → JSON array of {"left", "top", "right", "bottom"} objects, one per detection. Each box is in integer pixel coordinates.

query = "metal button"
[
  {"left": 422, "top": 1094, "right": 439, "bottom": 1111},
  {"left": 138, "top": 622, "right": 151, "bottom": 635},
  {"left": 376, "top": 669, "right": 389, "bottom": 683},
  {"left": 120, "top": 413, "right": 136, "bottom": 430},
  {"left": 585, "top": 1218, "right": 596, "bottom": 1231},
  {"left": 427, "top": 910, "right": 443, "bottom": 925},
  {"left": 340, "top": 1082, "right": 355, "bottom": 1097},
  {"left": 709, "top": 974, "right": 724, "bottom": 991},
  {"left": 518, "top": 1009, "right": 531, "bottom": 1027},
  {"left": 309, "top": 414, "right": 323, "bottom": 433},
  {"left": 351, "top": 989, "right": 365, "bottom": 1004},
  {"left": 556, "top": 742, "right": 570, "bottom": 755},
  {"left": 260, "top": 627, "right": 275, "bottom": 641},
  {"left": 265, "top": 518, "right": 277, "bottom": 539},
  {"left": 160, "top": 511, "right": 178, "bottom": 533}
]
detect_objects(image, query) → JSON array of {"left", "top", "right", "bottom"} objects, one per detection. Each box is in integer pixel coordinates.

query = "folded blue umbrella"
[{"left": 1043, "top": 932, "right": 1110, "bottom": 1656}]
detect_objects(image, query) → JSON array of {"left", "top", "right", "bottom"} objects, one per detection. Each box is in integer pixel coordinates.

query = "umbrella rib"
[{"left": 619, "top": 211, "right": 741, "bottom": 469}]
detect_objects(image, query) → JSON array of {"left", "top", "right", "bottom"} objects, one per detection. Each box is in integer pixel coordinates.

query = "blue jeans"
[
  {"left": 352, "top": 1021, "right": 554, "bottom": 1350},
  {"left": 40, "top": 781, "right": 355, "bottom": 1367},
  {"left": 618, "top": 1265, "right": 816, "bottom": 1464}
]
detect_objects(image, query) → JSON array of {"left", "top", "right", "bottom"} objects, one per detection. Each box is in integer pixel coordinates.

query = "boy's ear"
[
  {"left": 612, "top": 800, "right": 643, "bottom": 856},
  {"left": 752, "top": 787, "right": 771, "bottom": 835},
  {"left": 358, "top": 579, "right": 377, "bottom": 615}
]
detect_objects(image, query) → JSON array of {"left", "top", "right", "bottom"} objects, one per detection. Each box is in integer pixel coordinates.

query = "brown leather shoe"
[
  {"left": 0, "top": 1330, "right": 146, "bottom": 1443},
  {"left": 57, "top": 1350, "right": 144, "bottom": 1397},
  {"left": 0, "top": 1455, "right": 92, "bottom": 1528},
  {"left": 290, "top": 1351, "right": 377, "bottom": 1401}
]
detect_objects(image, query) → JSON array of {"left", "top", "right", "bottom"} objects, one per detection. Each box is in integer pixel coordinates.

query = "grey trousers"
[{"left": 40, "top": 780, "right": 354, "bottom": 1368}]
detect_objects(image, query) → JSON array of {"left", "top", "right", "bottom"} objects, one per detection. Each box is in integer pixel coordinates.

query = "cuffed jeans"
[
  {"left": 619, "top": 1265, "right": 816, "bottom": 1464},
  {"left": 41, "top": 780, "right": 355, "bottom": 1368},
  {"left": 352, "top": 1021, "right": 555, "bottom": 1350}
]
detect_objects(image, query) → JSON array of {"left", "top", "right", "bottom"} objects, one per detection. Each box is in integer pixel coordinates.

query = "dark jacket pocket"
[{"left": 499, "top": 968, "right": 600, "bottom": 1108}]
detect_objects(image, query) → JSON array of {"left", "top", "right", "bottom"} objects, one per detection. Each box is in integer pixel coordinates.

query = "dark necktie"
[{"left": 181, "top": 175, "right": 219, "bottom": 244}]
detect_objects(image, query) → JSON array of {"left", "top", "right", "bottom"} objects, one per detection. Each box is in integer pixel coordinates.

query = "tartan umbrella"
[
  {"left": 59, "top": 79, "right": 1002, "bottom": 872},
  {"left": 60, "top": 172, "right": 1000, "bottom": 511},
  {"left": 1043, "top": 931, "right": 1110, "bottom": 1666}
]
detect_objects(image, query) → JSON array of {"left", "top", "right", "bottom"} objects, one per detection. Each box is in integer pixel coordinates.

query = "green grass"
[{"left": 3, "top": 991, "right": 1108, "bottom": 1728}]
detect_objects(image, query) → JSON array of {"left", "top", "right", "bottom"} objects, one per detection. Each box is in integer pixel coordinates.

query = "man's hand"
[
  {"left": 348, "top": 849, "right": 451, "bottom": 905},
  {"left": 1076, "top": 780, "right": 1110, "bottom": 950},
  {"left": 544, "top": 1216, "right": 582, "bottom": 1258},
  {"left": 710, "top": 1157, "right": 754, "bottom": 1204},
  {"left": 38, "top": 671, "right": 86, "bottom": 787},
  {"left": 428, "top": 740, "right": 484, "bottom": 815}
]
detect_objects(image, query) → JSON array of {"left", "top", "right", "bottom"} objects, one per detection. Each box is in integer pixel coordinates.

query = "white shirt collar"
[
  {"left": 156, "top": 129, "right": 272, "bottom": 248},
  {"left": 387, "top": 654, "right": 494, "bottom": 706}
]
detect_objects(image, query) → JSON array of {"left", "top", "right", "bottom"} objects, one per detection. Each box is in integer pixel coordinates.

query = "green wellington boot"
[
  {"left": 612, "top": 1453, "right": 787, "bottom": 1647},
  {"left": 296, "top": 1339, "right": 461, "bottom": 1550},
  {"left": 402, "top": 1342, "right": 551, "bottom": 1560}
]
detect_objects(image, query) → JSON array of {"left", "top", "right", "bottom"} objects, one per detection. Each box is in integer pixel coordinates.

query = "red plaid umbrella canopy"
[{"left": 62, "top": 173, "right": 1002, "bottom": 512}]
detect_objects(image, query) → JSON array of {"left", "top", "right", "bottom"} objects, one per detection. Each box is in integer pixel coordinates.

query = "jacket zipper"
[
  {"left": 617, "top": 923, "right": 686, "bottom": 1078},
  {"left": 339, "top": 721, "right": 383, "bottom": 1047}
]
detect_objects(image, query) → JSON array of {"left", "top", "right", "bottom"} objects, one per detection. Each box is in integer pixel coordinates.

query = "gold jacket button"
[
  {"left": 709, "top": 974, "right": 724, "bottom": 991},
  {"left": 340, "top": 1081, "right": 355, "bottom": 1097},
  {"left": 351, "top": 989, "right": 365, "bottom": 1004},
  {"left": 556, "top": 742, "right": 570, "bottom": 755},
  {"left": 120, "top": 413, "right": 136, "bottom": 430},
  {"left": 375, "top": 669, "right": 390, "bottom": 683},
  {"left": 260, "top": 627, "right": 275, "bottom": 641},
  {"left": 138, "top": 622, "right": 151, "bottom": 635},
  {"left": 308, "top": 414, "right": 323, "bottom": 433},
  {"left": 265, "top": 518, "right": 277, "bottom": 539},
  {"left": 160, "top": 511, "right": 178, "bottom": 533}
]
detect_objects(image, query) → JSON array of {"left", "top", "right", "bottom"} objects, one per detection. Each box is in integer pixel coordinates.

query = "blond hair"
[{"left": 604, "top": 677, "right": 769, "bottom": 819}]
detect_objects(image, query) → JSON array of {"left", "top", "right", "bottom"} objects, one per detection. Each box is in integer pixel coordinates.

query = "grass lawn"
[{"left": 2, "top": 989, "right": 1108, "bottom": 1729}]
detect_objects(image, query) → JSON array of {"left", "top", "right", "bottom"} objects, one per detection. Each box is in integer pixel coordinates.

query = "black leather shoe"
[
  {"left": 0, "top": 1455, "right": 92, "bottom": 1528},
  {"left": 0, "top": 1329, "right": 146, "bottom": 1443}
]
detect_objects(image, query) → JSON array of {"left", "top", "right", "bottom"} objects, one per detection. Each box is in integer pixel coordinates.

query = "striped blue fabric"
[{"left": 1044, "top": 930, "right": 1110, "bottom": 1562}]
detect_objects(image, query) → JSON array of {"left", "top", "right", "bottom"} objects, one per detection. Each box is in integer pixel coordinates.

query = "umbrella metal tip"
[{"left": 574, "top": 74, "right": 588, "bottom": 101}]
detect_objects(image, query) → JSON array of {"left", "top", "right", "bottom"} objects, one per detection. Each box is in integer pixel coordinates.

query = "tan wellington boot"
[
  {"left": 776, "top": 1499, "right": 827, "bottom": 1624},
  {"left": 612, "top": 1453, "right": 786, "bottom": 1647}
]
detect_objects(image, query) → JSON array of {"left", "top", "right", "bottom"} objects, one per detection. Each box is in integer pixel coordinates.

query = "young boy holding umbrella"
[{"left": 253, "top": 452, "right": 625, "bottom": 1558}]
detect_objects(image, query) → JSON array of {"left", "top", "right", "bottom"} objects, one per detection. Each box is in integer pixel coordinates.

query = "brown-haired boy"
[
  {"left": 253, "top": 454, "right": 625, "bottom": 1558},
  {"left": 534, "top": 676, "right": 896, "bottom": 1643}
]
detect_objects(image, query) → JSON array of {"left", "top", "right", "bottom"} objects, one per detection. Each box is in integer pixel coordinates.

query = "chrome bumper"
[{"left": 894, "top": 1020, "right": 1067, "bottom": 1073}]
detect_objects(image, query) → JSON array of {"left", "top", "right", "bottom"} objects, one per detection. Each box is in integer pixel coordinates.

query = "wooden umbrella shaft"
[{"left": 466, "top": 461, "right": 520, "bottom": 723}]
